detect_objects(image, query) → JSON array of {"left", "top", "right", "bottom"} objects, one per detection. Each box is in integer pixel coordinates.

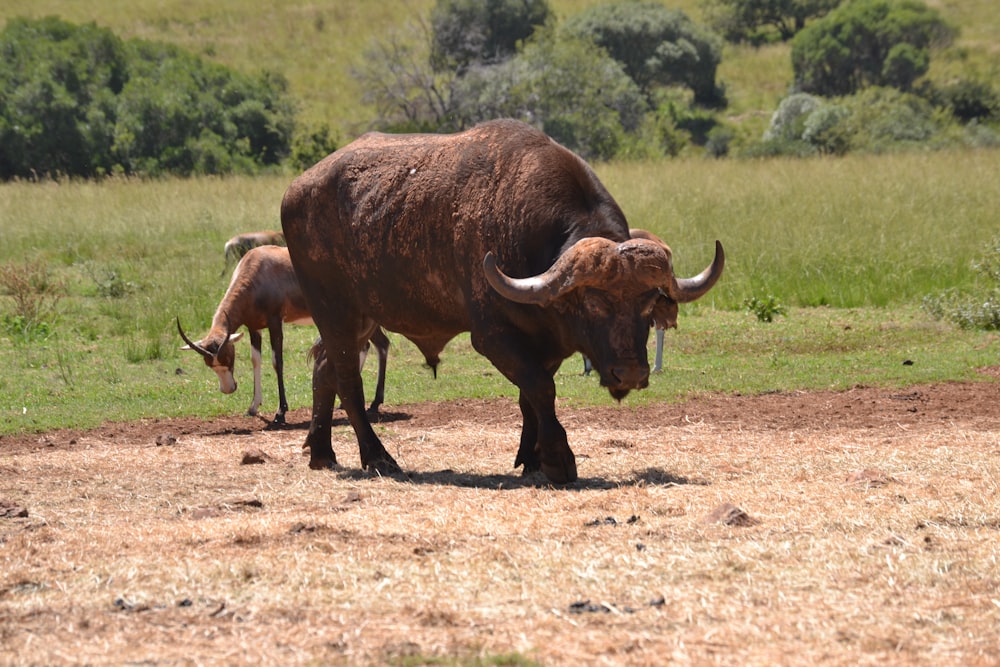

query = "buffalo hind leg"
[
  {"left": 367, "top": 327, "right": 390, "bottom": 416},
  {"left": 305, "top": 348, "right": 338, "bottom": 469},
  {"left": 332, "top": 339, "right": 401, "bottom": 476}
]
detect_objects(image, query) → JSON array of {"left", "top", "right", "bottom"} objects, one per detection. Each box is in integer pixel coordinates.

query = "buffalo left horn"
[
  {"left": 176, "top": 317, "right": 213, "bottom": 359},
  {"left": 664, "top": 240, "right": 725, "bottom": 304},
  {"left": 483, "top": 237, "right": 625, "bottom": 305}
]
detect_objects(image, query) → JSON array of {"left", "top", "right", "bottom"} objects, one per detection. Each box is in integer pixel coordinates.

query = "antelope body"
[
  {"left": 179, "top": 245, "right": 388, "bottom": 423},
  {"left": 221, "top": 230, "right": 285, "bottom": 277}
]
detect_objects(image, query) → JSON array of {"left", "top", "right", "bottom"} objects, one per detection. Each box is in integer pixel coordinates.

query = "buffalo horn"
[
  {"left": 666, "top": 240, "right": 725, "bottom": 304},
  {"left": 483, "top": 237, "right": 620, "bottom": 305}
]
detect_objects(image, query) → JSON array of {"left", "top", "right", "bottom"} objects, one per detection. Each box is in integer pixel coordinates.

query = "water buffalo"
[{"left": 281, "top": 119, "right": 723, "bottom": 483}]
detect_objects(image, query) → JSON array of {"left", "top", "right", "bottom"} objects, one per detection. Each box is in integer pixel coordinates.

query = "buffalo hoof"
[
  {"left": 308, "top": 455, "right": 338, "bottom": 470},
  {"left": 541, "top": 456, "right": 578, "bottom": 485},
  {"left": 271, "top": 413, "right": 286, "bottom": 425},
  {"left": 364, "top": 454, "right": 402, "bottom": 477}
]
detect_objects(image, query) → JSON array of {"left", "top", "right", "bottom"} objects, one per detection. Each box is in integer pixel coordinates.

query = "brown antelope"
[
  {"left": 178, "top": 245, "right": 389, "bottom": 424},
  {"left": 220, "top": 230, "right": 285, "bottom": 277}
]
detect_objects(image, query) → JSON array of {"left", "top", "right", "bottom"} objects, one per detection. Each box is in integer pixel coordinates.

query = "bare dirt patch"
[{"left": 2, "top": 379, "right": 1000, "bottom": 665}]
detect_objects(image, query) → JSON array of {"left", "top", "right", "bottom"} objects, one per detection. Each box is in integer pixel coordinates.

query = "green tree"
[
  {"left": 0, "top": 16, "right": 127, "bottom": 178},
  {"left": 703, "top": 0, "right": 839, "bottom": 43},
  {"left": 0, "top": 17, "right": 295, "bottom": 179},
  {"left": 452, "top": 29, "right": 646, "bottom": 160},
  {"left": 563, "top": 1, "right": 724, "bottom": 107},
  {"left": 430, "top": 0, "right": 552, "bottom": 72},
  {"left": 791, "top": 0, "right": 955, "bottom": 96}
]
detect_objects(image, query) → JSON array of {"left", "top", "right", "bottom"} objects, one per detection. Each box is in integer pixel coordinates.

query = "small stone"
[
  {"left": 703, "top": 502, "right": 760, "bottom": 527},
  {"left": 240, "top": 448, "right": 269, "bottom": 464}
]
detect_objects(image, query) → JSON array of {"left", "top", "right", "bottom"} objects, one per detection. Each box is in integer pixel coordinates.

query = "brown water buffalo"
[{"left": 281, "top": 119, "right": 723, "bottom": 483}]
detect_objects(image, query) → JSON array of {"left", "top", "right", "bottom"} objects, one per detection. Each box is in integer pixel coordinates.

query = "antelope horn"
[{"left": 176, "top": 317, "right": 213, "bottom": 359}]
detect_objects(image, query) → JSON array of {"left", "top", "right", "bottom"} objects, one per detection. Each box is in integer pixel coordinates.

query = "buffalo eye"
[
  {"left": 583, "top": 292, "right": 613, "bottom": 318},
  {"left": 640, "top": 293, "right": 659, "bottom": 320}
]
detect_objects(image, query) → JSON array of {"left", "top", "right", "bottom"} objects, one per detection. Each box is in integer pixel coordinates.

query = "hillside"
[{"left": 0, "top": 0, "right": 996, "bottom": 144}]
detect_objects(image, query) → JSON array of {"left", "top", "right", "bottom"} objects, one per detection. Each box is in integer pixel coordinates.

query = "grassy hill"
[{"left": 3, "top": 0, "right": 995, "bottom": 145}]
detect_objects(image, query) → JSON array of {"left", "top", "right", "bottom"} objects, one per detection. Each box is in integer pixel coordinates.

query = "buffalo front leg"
[
  {"left": 472, "top": 331, "right": 577, "bottom": 484},
  {"left": 305, "top": 347, "right": 338, "bottom": 469},
  {"left": 514, "top": 392, "right": 540, "bottom": 474}
]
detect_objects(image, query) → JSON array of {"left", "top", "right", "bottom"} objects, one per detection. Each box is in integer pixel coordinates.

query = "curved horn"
[
  {"left": 667, "top": 240, "right": 725, "bottom": 304},
  {"left": 483, "top": 237, "right": 619, "bottom": 305},
  {"left": 176, "top": 317, "right": 213, "bottom": 359}
]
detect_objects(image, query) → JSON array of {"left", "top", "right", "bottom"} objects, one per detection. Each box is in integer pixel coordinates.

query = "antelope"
[
  {"left": 220, "top": 230, "right": 285, "bottom": 277},
  {"left": 178, "top": 245, "right": 389, "bottom": 424}
]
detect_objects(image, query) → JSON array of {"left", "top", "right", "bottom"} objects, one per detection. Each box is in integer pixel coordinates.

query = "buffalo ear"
[
  {"left": 227, "top": 331, "right": 244, "bottom": 343},
  {"left": 180, "top": 344, "right": 193, "bottom": 351}
]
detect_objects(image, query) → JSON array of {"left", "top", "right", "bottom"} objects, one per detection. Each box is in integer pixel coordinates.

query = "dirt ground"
[{"left": 2, "top": 376, "right": 1000, "bottom": 665}]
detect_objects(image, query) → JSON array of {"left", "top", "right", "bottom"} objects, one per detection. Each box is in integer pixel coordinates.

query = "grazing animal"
[
  {"left": 221, "top": 230, "right": 285, "bottom": 276},
  {"left": 178, "top": 245, "right": 389, "bottom": 424},
  {"left": 281, "top": 119, "right": 723, "bottom": 483}
]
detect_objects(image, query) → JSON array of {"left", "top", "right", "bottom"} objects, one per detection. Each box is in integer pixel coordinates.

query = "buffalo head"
[{"left": 483, "top": 236, "right": 724, "bottom": 399}]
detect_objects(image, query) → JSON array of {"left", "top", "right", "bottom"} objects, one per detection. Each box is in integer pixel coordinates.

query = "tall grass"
[
  {"left": 1, "top": 150, "right": 998, "bottom": 435},
  {"left": 597, "top": 148, "right": 1000, "bottom": 307}
]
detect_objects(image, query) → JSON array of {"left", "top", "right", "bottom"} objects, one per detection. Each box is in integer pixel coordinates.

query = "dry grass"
[{"left": 2, "top": 391, "right": 1000, "bottom": 665}]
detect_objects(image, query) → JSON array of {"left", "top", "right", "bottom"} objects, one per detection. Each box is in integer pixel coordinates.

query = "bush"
[
  {"left": 0, "top": 17, "right": 295, "bottom": 179},
  {"left": 452, "top": 29, "right": 646, "bottom": 160},
  {"left": 756, "top": 87, "right": 946, "bottom": 156},
  {"left": 430, "top": 0, "right": 552, "bottom": 72},
  {"left": 290, "top": 123, "right": 339, "bottom": 170},
  {"left": 924, "top": 79, "right": 1000, "bottom": 123},
  {"left": 563, "top": 1, "right": 724, "bottom": 107},
  {"left": 0, "top": 259, "right": 63, "bottom": 343},
  {"left": 791, "top": 0, "right": 955, "bottom": 96},
  {"left": 744, "top": 295, "right": 787, "bottom": 323},
  {"left": 703, "top": 0, "right": 839, "bottom": 44},
  {"left": 923, "top": 237, "right": 1000, "bottom": 331}
]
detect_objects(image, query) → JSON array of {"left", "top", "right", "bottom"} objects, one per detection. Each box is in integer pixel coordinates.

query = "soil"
[{"left": 4, "top": 374, "right": 999, "bottom": 456}]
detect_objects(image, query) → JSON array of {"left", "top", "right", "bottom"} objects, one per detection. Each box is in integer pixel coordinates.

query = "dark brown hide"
[{"left": 281, "top": 119, "right": 722, "bottom": 483}]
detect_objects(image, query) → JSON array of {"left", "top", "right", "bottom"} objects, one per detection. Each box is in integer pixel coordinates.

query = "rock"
[{"left": 703, "top": 502, "right": 760, "bottom": 527}]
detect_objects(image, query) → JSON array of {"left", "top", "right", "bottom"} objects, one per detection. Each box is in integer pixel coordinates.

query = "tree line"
[{"left": 1, "top": 0, "right": 997, "bottom": 180}]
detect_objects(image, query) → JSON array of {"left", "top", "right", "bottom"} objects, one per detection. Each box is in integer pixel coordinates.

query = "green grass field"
[{"left": 1, "top": 148, "right": 998, "bottom": 435}]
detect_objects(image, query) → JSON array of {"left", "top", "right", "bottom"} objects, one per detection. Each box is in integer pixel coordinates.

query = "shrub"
[
  {"left": 756, "top": 87, "right": 945, "bottom": 156},
  {"left": 924, "top": 79, "right": 1000, "bottom": 123},
  {"left": 791, "top": 0, "right": 955, "bottom": 96},
  {"left": 923, "top": 237, "right": 1000, "bottom": 330},
  {"left": 744, "top": 295, "right": 787, "bottom": 323},
  {"left": 563, "top": 1, "right": 725, "bottom": 107},
  {"left": 0, "top": 17, "right": 295, "bottom": 179},
  {"left": 430, "top": 0, "right": 552, "bottom": 72},
  {"left": 703, "top": 0, "right": 839, "bottom": 44},
  {"left": 0, "top": 259, "right": 63, "bottom": 343},
  {"left": 452, "top": 29, "right": 646, "bottom": 160}
]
